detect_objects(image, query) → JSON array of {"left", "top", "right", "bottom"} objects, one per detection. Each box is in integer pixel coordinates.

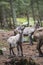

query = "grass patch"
[
  {"left": 17, "top": 17, "right": 34, "bottom": 26},
  {"left": 17, "top": 17, "right": 27, "bottom": 25}
]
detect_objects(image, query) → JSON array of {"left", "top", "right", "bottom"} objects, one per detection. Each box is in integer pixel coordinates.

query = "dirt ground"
[{"left": 0, "top": 30, "right": 43, "bottom": 65}]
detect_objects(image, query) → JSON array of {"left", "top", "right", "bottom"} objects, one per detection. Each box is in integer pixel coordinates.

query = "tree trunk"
[
  {"left": 2, "top": 6, "right": 7, "bottom": 28},
  {"left": 10, "top": 0, "right": 17, "bottom": 28},
  {"left": 36, "top": 0, "right": 41, "bottom": 26},
  {"left": 30, "top": 0, "right": 35, "bottom": 24},
  {"left": 26, "top": 11, "right": 29, "bottom": 26},
  {"left": 0, "top": 6, "right": 3, "bottom": 28}
]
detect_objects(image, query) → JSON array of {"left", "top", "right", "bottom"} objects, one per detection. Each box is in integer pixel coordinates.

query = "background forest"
[{"left": 0, "top": 0, "right": 43, "bottom": 29}]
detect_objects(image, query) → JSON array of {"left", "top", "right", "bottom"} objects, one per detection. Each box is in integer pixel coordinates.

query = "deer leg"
[
  {"left": 37, "top": 39, "right": 43, "bottom": 56},
  {"left": 11, "top": 48, "right": 16, "bottom": 56},
  {"left": 9, "top": 44, "right": 12, "bottom": 55},
  {"left": 29, "top": 35, "right": 33, "bottom": 45},
  {"left": 19, "top": 43, "right": 23, "bottom": 56},
  {"left": 17, "top": 44, "right": 20, "bottom": 56}
]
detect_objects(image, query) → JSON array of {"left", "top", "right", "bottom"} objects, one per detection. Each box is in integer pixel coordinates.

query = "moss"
[{"left": 0, "top": 49, "right": 3, "bottom": 55}]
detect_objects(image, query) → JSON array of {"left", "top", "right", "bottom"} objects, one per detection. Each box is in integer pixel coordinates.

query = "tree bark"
[
  {"left": 30, "top": 0, "right": 35, "bottom": 24},
  {"left": 2, "top": 6, "right": 6, "bottom": 28},
  {"left": 10, "top": 0, "right": 17, "bottom": 28},
  {"left": 26, "top": 11, "right": 29, "bottom": 26},
  {"left": 36, "top": 0, "right": 41, "bottom": 26}
]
